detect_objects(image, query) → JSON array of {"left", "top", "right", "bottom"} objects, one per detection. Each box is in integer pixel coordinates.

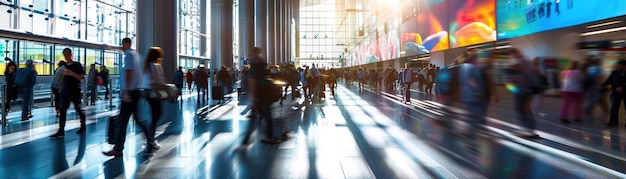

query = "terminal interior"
[{"left": 1, "top": 0, "right": 626, "bottom": 178}]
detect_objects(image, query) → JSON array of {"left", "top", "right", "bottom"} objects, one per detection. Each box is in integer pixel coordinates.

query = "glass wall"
[
  {"left": 0, "top": 0, "right": 136, "bottom": 46},
  {"left": 299, "top": 0, "right": 346, "bottom": 66}
]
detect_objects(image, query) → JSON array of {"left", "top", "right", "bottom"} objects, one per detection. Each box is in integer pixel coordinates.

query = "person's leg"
[
  {"left": 112, "top": 91, "right": 140, "bottom": 152},
  {"left": 572, "top": 92, "right": 583, "bottom": 120},
  {"left": 89, "top": 85, "right": 96, "bottom": 104},
  {"left": 20, "top": 90, "right": 32, "bottom": 120},
  {"left": 560, "top": 92, "right": 572, "bottom": 119},
  {"left": 259, "top": 101, "right": 274, "bottom": 140},
  {"left": 523, "top": 93, "right": 537, "bottom": 130},
  {"left": 147, "top": 97, "right": 162, "bottom": 137},
  {"left": 608, "top": 93, "right": 620, "bottom": 124},
  {"left": 72, "top": 95, "right": 87, "bottom": 132},
  {"left": 56, "top": 95, "right": 72, "bottom": 135},
  {"left": 584, "top": 89, "right": 598, "bottom": 112},
  {"left": 105, "top": 85, "right": 110, "bottom": 99}
]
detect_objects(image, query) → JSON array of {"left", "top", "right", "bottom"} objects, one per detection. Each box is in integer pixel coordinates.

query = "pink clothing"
[
  {"left": 560, "top": 91, "right": 583, "bottom": 119},
  {"left": 560, "top": 70, "right": 584, "bottom": 92}
]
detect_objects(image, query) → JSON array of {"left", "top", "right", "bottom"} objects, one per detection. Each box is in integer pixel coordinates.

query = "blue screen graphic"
[{"left": 497, "top": 0, "right": 626, "bottom": 39}]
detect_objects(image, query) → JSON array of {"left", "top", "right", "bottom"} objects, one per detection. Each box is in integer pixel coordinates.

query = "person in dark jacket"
[
  {"left": 602, "top": 60, "right": 626, "bottom": 126},
  {"left": 16, "top": 60, "right": 37, "bottom": 121},
  {"left": 100, "top": 65, "right": 110, "bottom": 100},
  {"left": 4, "top": 61, "right": 17, "bottom": 112}
]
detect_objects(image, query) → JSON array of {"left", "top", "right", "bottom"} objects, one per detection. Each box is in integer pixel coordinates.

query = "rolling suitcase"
[{"left": 212, "top": 86, "right": 224, "bottom": 100}]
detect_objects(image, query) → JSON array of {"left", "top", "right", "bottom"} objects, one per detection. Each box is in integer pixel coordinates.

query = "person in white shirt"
[{"left": 559, "top": 61, "right": 584, "bottom": 123}]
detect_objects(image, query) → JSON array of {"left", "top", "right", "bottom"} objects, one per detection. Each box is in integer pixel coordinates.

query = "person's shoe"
[
  {"left": 27, "top": 114, "right": 33, "bottom": 118},
  {"left": 49, "top": 132, "right": 65, "bottom": 139},
  {"left": 144, "top": 150, "right": 155, "bottom": 157},
  {"left": 560, "top": 118, "right": 570, "bottom": 123},
  {"left": 76, "top": 128, "right": 86, "bottom": 134},
  {"left": 102, "top": 150, "right": 123, "bottom": 157},
  {"left": 21, "top": 118, "right": 29, "bottom": 121},
  {"left": 149, "top": 142, "right": 161, "bottom": 150},
  {"left": 605, "top": 123, "right": 618, "bottom": 126}
]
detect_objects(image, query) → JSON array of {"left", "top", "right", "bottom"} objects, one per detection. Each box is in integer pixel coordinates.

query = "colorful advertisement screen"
[
  {"left": 449, "top": 0, "right": 497, "bottom": 47},
  {"left": 497, "top": 0, "right": 626, "bottom": 39},
  {"left": 401, "top": 18, "right": 419, "bottom": 57},
  {"left": 418, "top": 0, "right": 450, "bottom": 52}
]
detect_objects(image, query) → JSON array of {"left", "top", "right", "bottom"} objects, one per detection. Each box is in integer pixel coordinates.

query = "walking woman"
[
  {"left": 559, "top": 61, "right": 584, "bottom": 123},
  {"left": 143, "top": 47, "right": 166, "bottom": 147},
  {"left": 4, "top": 61, "right": 17, "bottom": 112}
]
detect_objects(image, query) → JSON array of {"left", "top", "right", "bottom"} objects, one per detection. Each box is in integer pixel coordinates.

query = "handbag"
[{"left": 150, "top": 83, "right": 178, "bottom": 101}]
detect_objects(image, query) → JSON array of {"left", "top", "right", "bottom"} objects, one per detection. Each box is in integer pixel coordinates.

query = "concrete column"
[
  {"left": 255, "top": 0, "right": 267, "bottom": 60},
  {"left": 211, "top": 0, "right": 234, "bottom": 69},
  {"left": 239, "top": 0, "right": 255, "bottom": 69},
  {"left": 294, "top": 0, "right": 300, "bottom": 60},
  {"left": 287, "top": 0, "right": 292, "bottom": 63},
  {"left": 276, "top": 0, "right": 284, "bottom": 65},
  {"left": 137, "top": 0, "right": 179, "bottom": 82},
  {"left": 200, "top": 0, "right": 208, "bottom": 58},
  {"left": 267, "top": 0, "right": 276, "bottom": 65}
]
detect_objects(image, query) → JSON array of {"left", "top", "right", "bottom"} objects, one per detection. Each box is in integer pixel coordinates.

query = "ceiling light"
[
  {"left": 586, "top": 21, "right": 621, "bottom": 29},
  {"left": 580, "top": 26, "right": 626, "bottom": 36}
]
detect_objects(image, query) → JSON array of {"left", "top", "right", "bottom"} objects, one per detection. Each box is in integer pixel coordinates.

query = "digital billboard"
[
  {"left": 497, "top": 0, "right": 626, "bottom": 39},
  {"left": 401, "top": 0, "right": 449, "bottom": 57},
  {"left": 449, "top": 0, "right": 497, "bottom": 47},
  {"left": 418, "top": 0, "right": 450, "bottom": 52},
  {"left": 401, "top": 18, "right": 420, "bottom": 57}
]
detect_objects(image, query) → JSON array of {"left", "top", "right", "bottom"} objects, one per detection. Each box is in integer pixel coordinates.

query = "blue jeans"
[
  {"left": 514, "top": 92, "right": 536, "bottom": 130},
  {"left": 19, "top": 88, "right": 33, "bottom": 119}
]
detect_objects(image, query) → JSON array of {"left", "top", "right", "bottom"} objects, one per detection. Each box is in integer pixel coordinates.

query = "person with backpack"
[
  {"left": 507, "top": 48, "right": 540, "bottom": 138},
  {"left": 15, "top": 60, "right": 37, "bottom": 121},
  {"left": 4, "top": 61, "right": 17, "bottom": 113},
  {"left": 237, "top": 47, "right": 281, "bottom": 153},
  {"left": 173, "top": 66, "right": 184, "bottom": 100},
  {"left": 100, "top": 65, "right": 110, "bottom": 100},
  {"left": 458, "top": 54, "right": 490, "bottom": 130},
  {"left": 398, "top": 63, "right": 414, "bottom": 103}
]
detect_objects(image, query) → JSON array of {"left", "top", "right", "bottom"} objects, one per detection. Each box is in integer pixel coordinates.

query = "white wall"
[{"left": 509, "top": 27, "right": 584, "bottom": 61}]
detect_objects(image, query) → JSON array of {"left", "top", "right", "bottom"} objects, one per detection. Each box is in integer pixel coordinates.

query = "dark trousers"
[
  {"left": 609, "top": 92, "right": 626, "bottom": 124},
  {"left": 514, "top": 92, "right": 536, "bottom": 130},
  {"left": 242, "top": 99, "right": 274, "bottom": 144},
  {"left": 52, "top": 88, "right": 60, "bottom": 110},
  {"left": 113, "top": 90, "right": 154, "bottom": 151},
  {"left": 197, "top": 87, "right": 208, "bottom": 101},
  {"left": 19, "top": 88, "right": 33, "bottom": 119},
  {"left": 104, "top": 84, "right": 110, "bottom": 99},
  {"left": 404, "top": 83, "right": 411, "bottom": 102},
  {"left": 146, "top": 94, "right": 162, "bottom": 137},
  {"left": 58, "top": 94, "right": 86, "bottom": 132},
  {"left": 88, "top": 85, "right": 97, "bottom": 104}
]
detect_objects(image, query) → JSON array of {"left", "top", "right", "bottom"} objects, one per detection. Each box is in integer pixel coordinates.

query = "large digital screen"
[
  {"left": 401, "top": 0, "right": 449, "bottom": 57},
  {"left": 378, "top": 29, "right": 401, "bottom": 61},
  {"left": 401, "top": 18, "right": 419, "bottom": 57},
  {"left": 449, "top": 0, "right": 497, "bottom": 47},
  {"left": 497, "top": 0, "right": 626, "bottom": 39},
  {"left": 418, "top": 0, "right": 450, "bottom": 52}
]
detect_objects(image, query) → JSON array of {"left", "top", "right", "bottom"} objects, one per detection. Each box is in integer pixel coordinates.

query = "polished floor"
[{"left": 1, "top": 82, "right": 626, "bottom": 178}]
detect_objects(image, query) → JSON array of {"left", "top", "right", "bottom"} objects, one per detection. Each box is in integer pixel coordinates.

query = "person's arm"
[{"left": 64, "top": 69, "right": 85, "bottom": 80}]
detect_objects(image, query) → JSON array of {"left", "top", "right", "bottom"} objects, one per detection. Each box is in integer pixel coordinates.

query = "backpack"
[
  {"left": 15, "top": 68, "right": 34, "bottom": 88},
  {"left": 435, "top": 66, "right": 459, "bottom": 96}
]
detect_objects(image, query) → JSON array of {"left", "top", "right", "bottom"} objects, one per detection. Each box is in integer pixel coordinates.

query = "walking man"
[{"left": 50, "top": 48, "right": 87, "bottom": 138}]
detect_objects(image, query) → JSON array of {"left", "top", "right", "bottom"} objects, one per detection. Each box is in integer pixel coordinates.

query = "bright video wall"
[
  {"left": 449, "top": 0, "right": 497, "bottom": 48},
  {"left": 497, "top": 0, "right": 626, "bottom": 39},
  {"left": 417, "top": 0, "right": 450, "bottom": 52}
]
